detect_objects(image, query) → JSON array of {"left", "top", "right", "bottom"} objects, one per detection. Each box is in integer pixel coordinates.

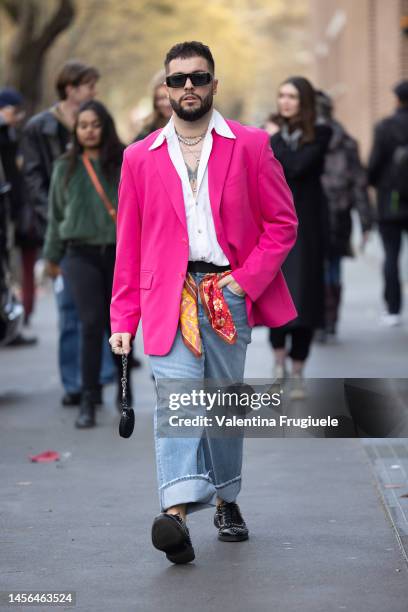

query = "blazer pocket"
[{"left": 140, "top": 270, "right": 153, "bottom": 289}]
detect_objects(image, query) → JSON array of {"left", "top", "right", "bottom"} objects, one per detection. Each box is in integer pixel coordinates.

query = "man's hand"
[
  {"left": 217, "top": 273, "right": 245, "bottom": 297},
  {"left": 45, "top": 260, "right": 61, "bottom": 279},
  {"left": 109, "top": 332, "right": 132, "bottom": 355}
]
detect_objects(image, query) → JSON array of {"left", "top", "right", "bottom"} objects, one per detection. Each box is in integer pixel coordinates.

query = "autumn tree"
[{"left": 0, "top": 0, "right": 76, "bottom": 115}]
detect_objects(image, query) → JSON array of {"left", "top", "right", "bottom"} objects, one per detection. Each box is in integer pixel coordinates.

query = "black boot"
[{"left": 75, "top": 390, "right": 96, "bottom": 429}]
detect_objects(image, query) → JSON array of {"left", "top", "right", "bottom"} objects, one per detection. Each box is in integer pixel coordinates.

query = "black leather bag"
[{"left": 119, "top": 354, "right": 135, "bottom": 438}]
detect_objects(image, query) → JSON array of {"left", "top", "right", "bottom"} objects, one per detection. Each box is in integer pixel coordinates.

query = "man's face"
[
  {"left": 66, "top": 79, "right": 98, "bottom": 106},
  {"left": 0, "top": 105, "right": 25, "bottom": 127},
  {"left": 165, "top": 56, "right": 217, "bottom": 122}
]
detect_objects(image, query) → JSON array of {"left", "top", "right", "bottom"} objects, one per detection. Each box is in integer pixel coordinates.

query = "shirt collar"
[{"left": 148, "top": 108, "right": 235, "bottom": 151}]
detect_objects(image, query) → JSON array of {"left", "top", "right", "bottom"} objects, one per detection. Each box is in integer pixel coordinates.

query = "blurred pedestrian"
[
  {"left": 0, "top": 87, "right": 35, "bottom": 346},
  {"left": 134, "top": 70, "right": 173, "bottom": 141},
  {"left": 315, "top": 90, "right": 373, "bottom": 339},
  {"left": 368, "top": 79, "right": 408, "bottom": 326},
  {"left": 43, "top": 100, "right": 131, "bottom": 428},
  {"left": 269, "top": 76, "right": 331, "bottom": 399},
  {"left": 21, "top": 60, "right": 116, "bottom": 406}
]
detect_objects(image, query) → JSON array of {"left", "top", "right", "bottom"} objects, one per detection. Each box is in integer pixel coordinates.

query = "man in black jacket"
[
  {"left": 21, "top": 60, "right": 111, "bottom": 405},
  {"left": 368, "top": 80, "right": 408, "bottom": 326}
]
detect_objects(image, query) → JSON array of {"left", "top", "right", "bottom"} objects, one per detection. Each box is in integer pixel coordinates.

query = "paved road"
[{"left": 1, "top": 233, "right": 408, "bottom": 612}]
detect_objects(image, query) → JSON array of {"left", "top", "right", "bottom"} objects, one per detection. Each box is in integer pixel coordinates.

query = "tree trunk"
[{"left": 1, "top": 0, "right": 76, "bottom": 117}]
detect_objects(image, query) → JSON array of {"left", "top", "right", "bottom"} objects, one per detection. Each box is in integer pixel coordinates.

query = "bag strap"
[{"left": 82, "top": 154, "right": 117, "bottom": 224}]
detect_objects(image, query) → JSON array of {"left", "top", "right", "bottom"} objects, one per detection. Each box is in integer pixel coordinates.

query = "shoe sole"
[
  {"left": 218, "top": 532, "right": 249, "bottom": 542},
  {"left": 151, "top": 515, "right": 195, "bottom": 564}
]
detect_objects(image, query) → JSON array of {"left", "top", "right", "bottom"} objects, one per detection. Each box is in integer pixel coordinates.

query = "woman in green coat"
[{"left": 44, "top": 100, "right": 130, "bottom": 428}]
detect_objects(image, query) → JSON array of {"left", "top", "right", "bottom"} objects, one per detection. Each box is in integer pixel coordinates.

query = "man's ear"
[{"left": 213, "top": 78, "right": 218, "bottom": 95}]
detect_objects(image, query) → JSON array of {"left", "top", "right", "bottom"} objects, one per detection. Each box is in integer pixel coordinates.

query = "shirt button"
[{"left": 197, "top": 229, "right": 202, "bottom": 234}]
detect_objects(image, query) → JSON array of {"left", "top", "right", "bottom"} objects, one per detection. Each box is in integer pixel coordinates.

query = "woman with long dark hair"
[
  {"left": 43, "top": 100, "right": 131, "bottom": 427},
  {"left": 269, "top": 77, "right": 331, "bottom": 398},
  {"left": 133, "top": 70, "right": 172, "bottom": 141}
]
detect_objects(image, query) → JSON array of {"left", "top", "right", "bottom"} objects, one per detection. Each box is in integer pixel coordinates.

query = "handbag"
[
  {"left": 81, "top": 154, "right": 117, "bottom": 223},
  {"left": 118, "top": 353, "right": 135, "bottom": 438}
]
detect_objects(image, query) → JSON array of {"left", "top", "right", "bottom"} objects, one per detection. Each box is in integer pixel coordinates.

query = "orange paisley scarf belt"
[{"left": 179, "top": 271, "right": 238, "bottom": 358}]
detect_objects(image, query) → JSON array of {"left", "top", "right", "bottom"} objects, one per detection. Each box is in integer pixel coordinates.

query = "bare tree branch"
[
  {"left": 0, "top": 0, "right": 21, "bottom": 22},
  {"left": 36, "top": 0, "right": 75, "bottom": 53}
]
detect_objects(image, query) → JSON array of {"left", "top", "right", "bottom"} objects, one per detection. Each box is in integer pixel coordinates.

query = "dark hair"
[
  {"left": 164, "top": 41, "right": 215, "bottom": 74},
  {"left": 56, "top": 60, "right": 100, "bottom": 100},
  {"left": 63, "top": 100, "right": 124, "bottom": 185},
  {"left": 394, "top": 79, "right": 408, "bottom": 105},
  {"left": 279, "top": 76, "right": 316, "bottom": 143}
]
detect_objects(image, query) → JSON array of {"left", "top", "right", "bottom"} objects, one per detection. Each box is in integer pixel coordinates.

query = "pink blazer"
[{"left": 110, "top": 120, "right": 298, "bottom": 356}]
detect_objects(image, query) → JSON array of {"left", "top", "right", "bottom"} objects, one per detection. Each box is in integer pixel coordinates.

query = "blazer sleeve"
[
  {"left": 231, "top": 133, "right": 298, "bottom": 302},
  {"left": 110, "top": 151, "right": 142, "bottom": 337}
]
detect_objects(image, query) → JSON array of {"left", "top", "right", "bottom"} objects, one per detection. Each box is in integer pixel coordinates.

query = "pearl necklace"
[{"left": 176, "top": 131, "right": 206, "bottom": 146}]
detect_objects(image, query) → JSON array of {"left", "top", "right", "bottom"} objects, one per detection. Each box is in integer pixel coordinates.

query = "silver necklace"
[{"left": 176, "top": 131, "right": 206, "bottom": 146}]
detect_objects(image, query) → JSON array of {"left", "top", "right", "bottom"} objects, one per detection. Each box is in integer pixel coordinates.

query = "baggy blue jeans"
[{"left": 149, "top": 272, "right": 252, "bottom": 515}]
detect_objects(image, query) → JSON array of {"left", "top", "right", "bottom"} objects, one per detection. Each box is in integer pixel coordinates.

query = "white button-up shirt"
[{"left": 149, "top": 109, "right": 235, "bottom": 265}]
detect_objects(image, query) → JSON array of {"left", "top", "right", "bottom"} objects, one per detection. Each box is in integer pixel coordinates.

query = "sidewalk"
[{"left": 1, "top": 234, "right": 408, "bottom": 612}]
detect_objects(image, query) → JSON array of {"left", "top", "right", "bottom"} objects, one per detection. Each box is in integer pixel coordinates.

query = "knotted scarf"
[{"left": 179, "top": 271, "right": 238, "bottom": 357}]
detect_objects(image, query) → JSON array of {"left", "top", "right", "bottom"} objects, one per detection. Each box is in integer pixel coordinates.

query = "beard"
[{"left": 170, "top": 91, "right": 213, "bottom": 122}]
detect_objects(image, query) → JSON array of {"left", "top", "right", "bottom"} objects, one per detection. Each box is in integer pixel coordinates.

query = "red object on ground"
[{"left": 29, "top": 450, "right": 60, "bottom": 463}]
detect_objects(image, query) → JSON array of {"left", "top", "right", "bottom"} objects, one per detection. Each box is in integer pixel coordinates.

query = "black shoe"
[
  {"left": 75, "top": 391, "right": 96, "bottom": 428},
  {"left": 214, "top": 501, "right": 249, "bottom": 542},
  {"left": 151, "top": 513, "right": 195, "bottom": 564},
  {"left": 61, "top": 392, "right": 81, "bottom": 407}
]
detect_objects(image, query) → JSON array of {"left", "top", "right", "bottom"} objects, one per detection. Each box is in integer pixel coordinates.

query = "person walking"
[
  {"left": 43, "top": 100, "right": 131, "bottom": 428},
  {"left": 21, "top": 60, "right": 116, "bottom": 405},
  {"left": 315, "top": 90, "right": 373, "bottom": 339},
  {"left": 268, "top": 77, "right": 331, "bottom": 398},
  {"left": 368, "top": 80, "right": 408, "bottom": 327},
  {"left": 0, "top": 87, "right": 37, "bottom": 346},
  {"left": 134, "top": 69, "right": 173, "bottom": 141},
  {"left": 109, "top": 41, "right": 297, "bottom": 564}
]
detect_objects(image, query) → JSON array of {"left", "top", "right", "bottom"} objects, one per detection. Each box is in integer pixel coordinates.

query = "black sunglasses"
[{"left": 166, "top": 72, "right": 213, "bottom": 88}]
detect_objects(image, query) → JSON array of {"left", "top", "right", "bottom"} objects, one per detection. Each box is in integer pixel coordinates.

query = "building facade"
[{"left": 309, "top": 0, "right": 408, "bottom": 159}]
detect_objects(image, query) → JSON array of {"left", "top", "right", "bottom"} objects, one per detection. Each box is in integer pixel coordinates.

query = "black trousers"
[
  {"left": 64, "top": 244, "right": 127, "bottom": 395},
  {"left": 269, "top": 326, "right": 314, "bottom": 362},
  {"left": 379, "top": 221, "right": 408, "bottom": 314}
]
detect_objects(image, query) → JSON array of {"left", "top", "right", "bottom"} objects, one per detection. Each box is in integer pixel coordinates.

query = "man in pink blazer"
[{"left": 110, "top": 41, "right": 297, "bottom": 564}]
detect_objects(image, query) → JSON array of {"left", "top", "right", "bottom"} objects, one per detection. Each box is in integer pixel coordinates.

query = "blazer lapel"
[
  {"left": 208, "top": 133, "right": 235, "bottom": 258},
  {"left": 153, "top": 142, "right": 187, "bottom": 231}
]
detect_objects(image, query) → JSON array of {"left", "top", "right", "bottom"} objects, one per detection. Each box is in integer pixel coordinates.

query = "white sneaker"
[
  {"left": 289, "top": 374, "right": 307, "bottom": 400},
  {"left": 273, "top": 363, "right": 287, "bottom": 381},
  {"left": 380, "top": 313, "right": 402, "bottom": 327}
]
